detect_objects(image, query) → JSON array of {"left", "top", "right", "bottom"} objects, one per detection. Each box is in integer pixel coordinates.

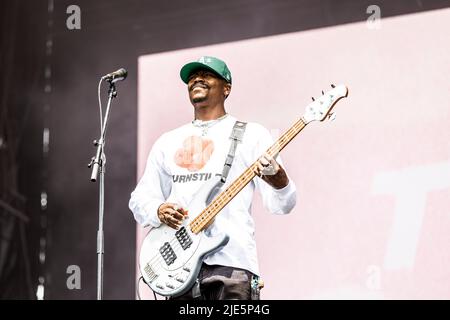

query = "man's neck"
[{"left": 194, "top": 104, "right": 227, "bottom": 121}]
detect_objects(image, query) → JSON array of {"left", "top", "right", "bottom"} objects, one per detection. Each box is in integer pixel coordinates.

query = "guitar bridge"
[{"left": 144, "top": 263, "right": 158, "bottom": 283}]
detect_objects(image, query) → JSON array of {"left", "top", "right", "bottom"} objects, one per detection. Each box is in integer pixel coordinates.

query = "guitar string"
[
  {"left": 145, "top": 119, "right": 306, "bottom": 274},
  {"left": 190, "top": 119, "right": 305, "bottom": 231},
  {"left": 145, "top": 121, "right": 303, "bottom": 279},
  {"left": 190, "top": 119, "right": 304, "bottom": 232},
  {"left": 145, "top": 126, "right": 299, "bottom": 281},
  {"left": 145, "top": 211, "right": 206, "bottom": 268},
  {"left": 190, "top": 120, "right": 302, "bottom": 230},
  {"left": 146, "top": 106, "right": 336, "bottom": 287},
  {"left": 146, "top": 236, "right": 184, "bottom": 271},
  {"left": 146, "top": 222, "right": 194, "bottom": 267}
]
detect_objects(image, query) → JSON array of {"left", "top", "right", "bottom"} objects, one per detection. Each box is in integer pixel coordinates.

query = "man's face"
[{"left": 187, "top": 69, "right": 231, "bottom": 106}]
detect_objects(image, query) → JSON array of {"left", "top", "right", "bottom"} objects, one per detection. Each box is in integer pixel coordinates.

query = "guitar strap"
[
  {"left": 221, "top": 120, "right": 247, "bottom": 183},
  {"left": 205, "top": 120, "right": 247, "bottom": 205},
  {"left": 192, "top": 120, "right": 247, "bottom": 298}
]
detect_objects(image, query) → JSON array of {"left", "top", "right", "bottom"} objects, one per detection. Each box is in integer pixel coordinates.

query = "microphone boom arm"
[{"left": 90, "top": 81, "right": 116, "bottom": 182}]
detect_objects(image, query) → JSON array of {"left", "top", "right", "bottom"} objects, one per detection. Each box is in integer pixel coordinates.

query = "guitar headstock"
[{"left": 302, "top": 84, "right": 348, "bottom": 124}]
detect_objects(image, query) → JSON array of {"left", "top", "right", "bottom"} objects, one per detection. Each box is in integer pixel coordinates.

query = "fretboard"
[{"left": 189, "top": 117, "right": 307, "bottom": 234}]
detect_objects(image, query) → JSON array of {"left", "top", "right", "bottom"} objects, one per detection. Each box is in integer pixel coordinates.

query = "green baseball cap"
[{"left": 180, "top": 56, "right": 232, "bottom": 84}]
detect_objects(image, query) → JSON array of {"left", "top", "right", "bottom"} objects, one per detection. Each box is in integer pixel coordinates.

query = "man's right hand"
[{"left": 157, "top": 203, "right": 189, "bottom": 229}]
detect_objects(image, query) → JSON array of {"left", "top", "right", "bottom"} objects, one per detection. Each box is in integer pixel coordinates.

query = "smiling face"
[{"left": 187, "top": 69, "right": 231, "bottom": 107}]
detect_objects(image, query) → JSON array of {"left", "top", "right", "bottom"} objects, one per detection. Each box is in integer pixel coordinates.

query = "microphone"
[{"left": 101, "top": 68, "right": 127, "bottom": 83}]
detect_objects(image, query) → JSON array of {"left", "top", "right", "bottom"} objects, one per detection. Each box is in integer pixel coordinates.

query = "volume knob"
[
  {"left": 166, "top": 282, "right": 175, "bottom": 289},
  {"left": 156, "top": 283, "right": 164, "bottom": 289}
]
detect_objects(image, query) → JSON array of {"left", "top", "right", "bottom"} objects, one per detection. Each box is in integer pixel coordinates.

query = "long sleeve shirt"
[{"left": 129, "top": 114, "right": 296, "bottom": 276}]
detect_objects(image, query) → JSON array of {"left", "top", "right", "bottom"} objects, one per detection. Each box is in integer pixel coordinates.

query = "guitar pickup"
[
  {"left": 175, "top": 227, "right": 193, "bottom": 250},
  {"left": 159, "top": 242, "right": 177, "bottom": 266}
]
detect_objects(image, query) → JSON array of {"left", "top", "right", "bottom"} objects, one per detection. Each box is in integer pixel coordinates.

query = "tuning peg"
[
  {"left": 328, "top": 113, "right": 336, "bottom": 121},
  {"left": 311, "top": 97, "right": 315, "bottom": 101},
  {"left": 331, "top": 84, "right": 335, "bottom": 88},
  {"left": 321, "top": 90, "right": 324, "bottom": 95}
]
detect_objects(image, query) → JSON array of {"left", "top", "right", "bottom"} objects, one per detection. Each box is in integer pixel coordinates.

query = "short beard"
[{"left": 192, "top": 96, "right": 207, "bottom": 104}]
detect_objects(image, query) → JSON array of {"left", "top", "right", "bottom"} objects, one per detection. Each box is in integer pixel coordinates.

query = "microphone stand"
[{"left": 88, "top": 80, "right": 117, "bottom": 300}]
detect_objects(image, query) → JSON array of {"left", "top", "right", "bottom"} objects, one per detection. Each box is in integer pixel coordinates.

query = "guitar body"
[{"left": 139, "top": 176, "right": 230, "bottom": 297}]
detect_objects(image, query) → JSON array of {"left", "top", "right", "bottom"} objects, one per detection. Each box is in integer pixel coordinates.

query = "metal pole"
[
  {"left": 89, "top": 81, "right": 117, "bottom": 300},
  {"left": 96, "top": 152, "right": 105, "bottom": 300}
]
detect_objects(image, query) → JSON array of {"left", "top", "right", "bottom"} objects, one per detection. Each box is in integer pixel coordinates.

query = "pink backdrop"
[{"left": 135, "top": 9, "right": 450, "bottom": 299}]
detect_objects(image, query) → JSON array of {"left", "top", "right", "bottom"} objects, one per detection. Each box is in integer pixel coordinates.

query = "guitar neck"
[{"left": 189, "top": 117, "right": 307, "bottom": 234}]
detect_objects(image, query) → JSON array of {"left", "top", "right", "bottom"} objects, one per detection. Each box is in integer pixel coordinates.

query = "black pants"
[{"left": 171, "top": 263, "right": 258, "bottom": 300}]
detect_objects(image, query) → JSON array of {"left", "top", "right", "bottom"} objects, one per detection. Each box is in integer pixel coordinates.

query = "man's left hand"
[{"left": 253, "top": 152, "right": 289, "bottom": 189}]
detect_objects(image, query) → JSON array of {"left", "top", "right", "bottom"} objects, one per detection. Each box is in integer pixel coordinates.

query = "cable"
[
  {"left": 136, "top": 275, "right": 160, "bottom": 301},
  {"left": 136, "top": 276, "right": 143, "bottom": 300}
]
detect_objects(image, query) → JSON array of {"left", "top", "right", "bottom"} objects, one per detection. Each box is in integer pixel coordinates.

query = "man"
[{"left": 129, "top": 56, "right": 296, "bottom": 300}]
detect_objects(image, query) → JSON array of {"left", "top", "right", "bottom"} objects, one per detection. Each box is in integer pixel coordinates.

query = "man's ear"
[{"left": 224, "top": 83, "right": 231, "bottom": 98}]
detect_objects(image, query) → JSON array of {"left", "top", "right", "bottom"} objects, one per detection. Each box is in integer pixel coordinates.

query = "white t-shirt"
[{"left": 129, "top": 114, "right": 297, "bottom": 276}]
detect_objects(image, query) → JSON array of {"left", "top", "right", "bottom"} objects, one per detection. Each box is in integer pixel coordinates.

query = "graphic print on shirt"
[{"left": 173, "top": 136, "right": 215, "bottom": 183}]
